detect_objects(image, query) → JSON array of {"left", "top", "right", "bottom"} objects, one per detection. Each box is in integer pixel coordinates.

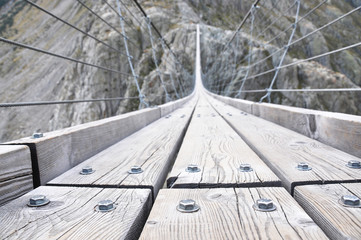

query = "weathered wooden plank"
[
  {"left": 207, "top": 91, "right": 361, "bottom": 159},
  {"left": 295, "top": 183, "right": 361, "bottom": 240},
  {"left": 208, "top": 96, "right": 361, "bottom": 194},
  {"left": 0, "top": 145, "right": 32, "bottom": 182},
  {"left": 48, "top": 100, "right": 196, "bottom": 198},
  {"left": 167, "top": 95, "right": 280, "bottom": 188},
  {"left": 0, "top": 145, "right": 33, "bottom": 205},
  {"left": 0, "top": 186, "right": 152, "bottom": 240},
  {"left": 139, "top": 188, "right": 328, "bottom": 239},
  {"left": 0, "top": 175, "right": 33, "bottom": 206}
]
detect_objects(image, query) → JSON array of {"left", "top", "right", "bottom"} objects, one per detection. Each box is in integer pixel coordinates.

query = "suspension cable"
[
  {"left": 115, "top": 0, "right": 148, "bottom": 108},
  {"left": 24, "top": 0, "right": 130, "bottom": 58},
  {"left": 145, "top": 17, "right": 171, "bottom": 102},
  {"left": 0, "top": 37, "right": 132, "bottom": 76},
  {"left": 160, "top": 38, "right": 180, "bottom": 98},
  {"left": 0, "top": 97, "right": 139, "bottom": 108},
  {"left": 76, "top": 0, "right": 138, "bottom": 47},
  {"left": 259, "top": 0, "right": 300, "bottom": 102},
  {"left": 222, "top": 87, "right": 361, "bottom": 94},
  {"left": 237, "top": 5, "right": 361, "bottom": 77},
  {"left": 235, "top": 6, "right": 257, "bottom": 97},
  {"left": 102, "top": 0, "right": 138, "bottom": 33}
]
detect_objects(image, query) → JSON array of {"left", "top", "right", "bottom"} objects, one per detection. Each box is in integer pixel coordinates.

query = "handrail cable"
[
  {"left": 0, "top": 37, "right": 132, "bottom": 76},
  {"left": 24, "top": 0, "right": 130, "bottom": 58}
]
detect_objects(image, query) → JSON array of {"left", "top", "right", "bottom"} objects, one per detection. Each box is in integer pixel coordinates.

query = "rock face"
[{"left": 0, "top": 0, "right": 360, "bottom": 142}]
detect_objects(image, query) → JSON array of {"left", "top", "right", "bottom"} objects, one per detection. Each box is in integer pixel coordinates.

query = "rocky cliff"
[{"left": 0, "top": 0, "right": 360, "bottom": 142}]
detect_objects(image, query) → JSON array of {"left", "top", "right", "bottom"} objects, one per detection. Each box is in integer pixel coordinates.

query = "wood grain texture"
[
  {"left": 0, "top": 145, "right": 33, "bottom": 205},
  {"left": 140, "top": 188, "right": 328, "bottom": 240},
  {"left": 0, "top": 175, "right": 33, "bottom": 206},
  {"left": 48, "top": 100, "right": 196, "bottom": 198},
  {"left": 7, "top": 107, "right": 161, "bottom": 185},
  {"left": 0, "top": 186, "right": 152, "bottom": 240},
  {"left": 295, "top": 183, "right": 361, "bottom": 240},
  {"left": 0, "top": 145, "right": 32, "bottom": 182},
  {"left": 208, "top": 96, "right": 361, "bottom": 193},
  {"left": 168, "top": 94, "right": 280, "bottom": 188}
]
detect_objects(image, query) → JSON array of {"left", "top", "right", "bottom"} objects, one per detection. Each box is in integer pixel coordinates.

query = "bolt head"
[
  {"left": 97, "top": 200, "right": 115, "bottom": 212},
  {"left": 80, "top": 166, "right": 94, "bottom": 175},
  {"left": 347, "top": 160, "right": 361, "bottom": 169},
  {"left": 297, "top": 162, "right": 312, "bottom": 171},
  {"left": 340, "top": 195, "right": 361, "bottom": 207},
  {"left": 177, "top": 199, "right": 200, "bottom": 213},
  {"left": 128, "top": 165, "right": 143, "bottom": 174},
  {"left": 32, "top": 132, "right": 43, "bottom": 139},
  {"left": 186, "top": 164, "right": 201, "bottom": 173},
  {"left": 28, "top": 195, "right": 50, "bottom": 207},
  {"left": 239, "top": 164, "right": 253, "bottom": 172},
  {"left": 253, "top": 198, "right": 277, "bottom": 212}
]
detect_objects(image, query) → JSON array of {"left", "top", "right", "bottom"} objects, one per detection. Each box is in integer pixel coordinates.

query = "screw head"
[
  {"left": 27, "top": 195, "right": 50, "bottom": 207},
  {"left": 96, "top": 200, "right": 115, "bottom": 212},
  {"left": 296, "top": 162, "right": 312, "bottom": 171},
  {"left": 32, "top": 132, "right": 43, "bottom": 139},
  {"left": 177, "top": 199, "right": 200, "bottom": 213},
  {"left": 253, "top": 198, "right": 277, "bottom": 212},
  {"left": 239, "top": 164, "right": 253, "bottom": 172},
  {"left": 339, "top": 195, "right": 361, "bottom": 208},
  {"left": 128, "top": 165, "right": 143, "bottom": 174},
  {"left": 80, "top": 166, "right": 95, "bottom": 175},
  {"left": 346, "top": 160, "right": 361, "bottom": 169},
  {"left": 185, "top": 164, "right": 201, "bottom": 173}
]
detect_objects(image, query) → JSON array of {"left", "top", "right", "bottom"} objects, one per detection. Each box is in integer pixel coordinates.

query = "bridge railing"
[{"left": 207, "top": 91, "right": 361, "bottom": 159}]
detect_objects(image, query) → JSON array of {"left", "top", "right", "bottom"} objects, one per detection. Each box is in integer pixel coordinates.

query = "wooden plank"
[
  {"left": 0, "top": 145, "right": 32, "bottom": 182},
  {"left": 139, "top": 188, "right": 328, "bottom": 239},
  {"left": 0, "top": 186, "right": 152, "bottom": 240},
  {"left": 208, "top": 96, "right": 361, "bottom": 194},
  {"left": 295, "top": 183, "right": 361, "bottom": 240},
  {"left": 0, "top": 145, "right": 33, "bottom": 205},
  {"left": 48, "top": 100, "right": 196, "bottom": 198},
  {"left": 0, "top": 175, "right": 33, "bottom": 206},
  {"left": 7, "top": 107, "right": 161, "bottom": 186},
  {"left": 207, "top": 91, "right": 361, "bottom": 159},
  {"left": 167, "top": 94, "right": 280, "bottom": 188}
]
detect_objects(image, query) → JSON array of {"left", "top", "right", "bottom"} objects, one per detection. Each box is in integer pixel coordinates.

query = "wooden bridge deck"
[{"left": 0, "top": 25, "right": 361, "bottom": 240}]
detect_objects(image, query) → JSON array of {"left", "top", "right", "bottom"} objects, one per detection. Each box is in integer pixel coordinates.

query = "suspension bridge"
[{"left": 0, "top": 0, "right": 361, "bottom": 239}]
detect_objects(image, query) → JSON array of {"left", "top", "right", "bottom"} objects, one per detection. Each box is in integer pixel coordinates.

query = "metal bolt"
[
  {"left": 339, "top": 195, "right": 361, "bottom": 208},
  {"left": 185, "top": 164, "right": 201, "bottom": 173},
  {"left": 32, "top": 132, "right": 43, "bottom": 139},
  {"left": 96, "top": 200, "right": 115, "bottom": 212},
  {"left": 27, "top": 195, "right": 50, "bottom": 207},
  {"left": 80, "top": 166, "right": 95, "bottom": 175},
  {"left": 197, "top": 114, "right": 201, "bottom": 117},
  {"left": 296, "top": 162, "right": 312, "bottom": 171},
  {"left": 253, "top": 198, "right": 277, "bottom": 212},
  {"left": 128, "top": 165, "right": 143, "bottom": 174},
  {"left": 239, "top": 163, "right": 253, "bottom": 172},
  {"left": 165, "top": 115, "right": 171, "bottom": 119},
  {"left": 227, "top": 113, "right": 232, "bottom": 116},
  {"left": 181, "top": 114, "right": 186, "bottom": 118},
  {"left": 176, "top": 199, "right": 200, "bottom": 213},
  {"left": 346, "top": 160, "right": 361, "bottom": 169}
]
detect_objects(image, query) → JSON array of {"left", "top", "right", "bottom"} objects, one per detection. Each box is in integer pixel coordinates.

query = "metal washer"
[
  {"left": 338, "top": 199, "right": 361, "bottom": 208},
  {"left": 27, "top": 198, "right": 50, "bottom": 207},
  {"left": 176, "top": 204, "right": 200, "bottom": 213},
  {"left": 252, "top": 203, "right": 277, "bottom": 212}
]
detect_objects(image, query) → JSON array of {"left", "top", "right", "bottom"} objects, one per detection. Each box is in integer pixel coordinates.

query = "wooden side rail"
[
  {"left": 0, "top": 145, "right": 33, "bottom": 206},
  {"left": 5, "top": 94, "right": 194, "bottom": 187},
  {"left": 207, "top": 92, "right": 361, "bottom": 158}
]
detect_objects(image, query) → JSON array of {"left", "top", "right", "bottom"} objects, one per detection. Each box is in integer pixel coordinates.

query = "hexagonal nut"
[
  {"left": 28, "top": 195, "right": 50, "bottom": 207},
  {"left": 239, "top": 164, "right": 253, "bottom": 172},
  {"left": 80, "top": 166, "right": 94, "bottom": 175},
  {"left": 97, "top": 200, "right": 115, "bottom": 212},
  {"left": 177, "top": 199, "right": 200, "bottom": 213},
  {"left": 297, "top": 162, "right": 311, "bottom": 171},
  {"left": 186, "top": 164, "right": 200, "bottom": 173},
  {"left": 128, "top": 165, "right": 143, "bottom": 174},
  {"left": 32, "top": 132, "right": 43, "bottom": 139},
  {"left": 347, "top": 160, "right": 361, "bottom": 169},
  {"left": 253, "top": 198, "right": 277, "bottom": 212},
  {"left": 340, "top": 195, "right": 361, "bottom": 207}
]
